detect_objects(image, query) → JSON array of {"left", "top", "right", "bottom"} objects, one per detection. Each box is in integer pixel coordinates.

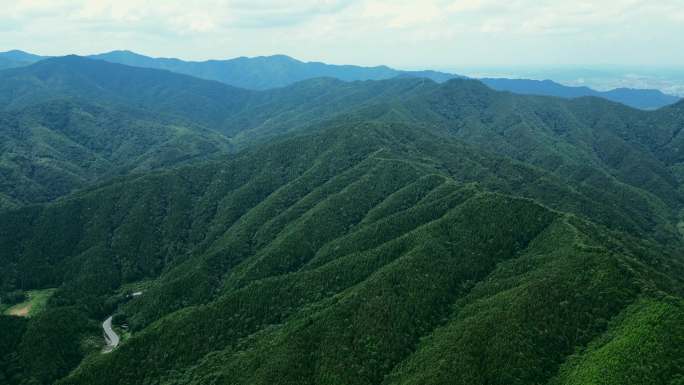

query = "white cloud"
[
  {"left": 0, "top": 0, "right": 682, "bottom": 67},
  {"left": 359, "top": 1, "right": 444, "bottom": 29}
]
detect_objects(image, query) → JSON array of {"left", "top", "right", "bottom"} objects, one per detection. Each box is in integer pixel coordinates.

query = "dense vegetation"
[
  {"left": 0, "top": 57, "right": 682, "bottom": 385},
  {"left": 2, "top": 57, "right": 683, "bottom": 215},
  {"left": 0, "top": 98, "right": 231, "bottom": 209}
]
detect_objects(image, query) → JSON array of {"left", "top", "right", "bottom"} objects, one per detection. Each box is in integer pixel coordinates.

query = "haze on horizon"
[{"left": 1, "top": 0, "right": 683, "bottom": 70}]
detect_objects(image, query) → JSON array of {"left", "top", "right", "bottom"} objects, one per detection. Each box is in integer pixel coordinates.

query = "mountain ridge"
[
  {"left": 0, "top": 50, "right": 678, "bottom": 109},
  {"left": 1, "top": 56, "right": 682, "bottom": 234},
  {"left": 1, "top": 118, "right": 682, "bottom": 385},
  {"left": 89, "top": 50, "right": 681, "bottom": 109}
]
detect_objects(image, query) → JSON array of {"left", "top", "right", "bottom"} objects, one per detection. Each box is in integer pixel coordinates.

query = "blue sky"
[{"left": 1, "top": 0, "right": 683, "bottom": 69}]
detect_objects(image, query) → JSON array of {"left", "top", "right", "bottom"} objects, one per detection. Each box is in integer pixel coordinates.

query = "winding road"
[
  {"left": 102, "top": 291, "right": 141, "bottom": 353},
  {"left": 102, "top": 316, "right": 119, "bottom": 353}
]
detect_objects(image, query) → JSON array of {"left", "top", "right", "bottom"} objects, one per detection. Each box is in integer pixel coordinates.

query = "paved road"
[{"left": 102, "top": 316, "right": 120, "bottom": 353}]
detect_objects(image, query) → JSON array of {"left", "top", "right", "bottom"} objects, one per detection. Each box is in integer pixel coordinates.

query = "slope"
[
  {"left": 0, "top": 98, "right": 231, "bottom": 210},
  {"left": 0, "top": 120, "right": 682, "bottom": 385},
  {"left": 387, "top": 80, "right": 684, "bottom": 236},
  {"left": 1, "top": 57, "right": 681, "bottom": 241},
  {"left": 0, "top": 56, "right": 253, "bottom": 128}
]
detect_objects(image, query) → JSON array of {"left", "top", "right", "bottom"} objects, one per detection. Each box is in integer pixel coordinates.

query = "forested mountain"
[
  {"left": 0, "top": 57, "right": 253, "bottom": 209},
  {"left": 2, "top": 50, "right": 678, "bottom": 109},
  {"left": 1, "top": 56, "right": 683, "bottom": 221},
  {"left": 1, "top": 120, "right": 683, "bottom": 385},
  {"left": 0, "top": 57, "right": 453, "bottom": 208},
  {"left": 0, "top": 56, "right": 253, "bottom": 121},
  {"left": 0, "top": 55, "right": 682, "bottom": 385},
  {"left": 0, "top": 99, "right": 231, "bottom": 209}
]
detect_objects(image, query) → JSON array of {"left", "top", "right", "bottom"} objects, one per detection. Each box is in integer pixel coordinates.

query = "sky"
[{"left": 1, "top": 0, "right": 683, "bottom": 69}]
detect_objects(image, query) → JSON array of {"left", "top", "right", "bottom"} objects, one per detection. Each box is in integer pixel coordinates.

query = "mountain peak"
[
  {"left": 38, "top": 54, "right": 93, "bottom": 65},
  {"left": 90, "top": 50, "right": 164, "bottom": 64},
  {"left": 2, "top": 49, "right": 30, "bottom": 55},
  {"left": 100, "top": 49, "right": 145, "bottom": 57},
  {"left": 444, "top": 77, "right": 492, "bottom": 92},
  {"left": 267, "top": 54, "right": 298, "bottom": 61},
  {"left": 0, "top": 49, "right": 45, "bottom": 62},
  {"left": 240, "top": 54, "right": 302, "bottom": 65}
]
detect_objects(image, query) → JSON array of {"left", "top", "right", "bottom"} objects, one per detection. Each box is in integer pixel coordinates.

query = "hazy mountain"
[
  {"left": 90, "top": 50, "right": 680, "bottom": 109},
  {"left": 0, "top": 58, "right": 29, "bottom": 70},
  {"left": 90, "top": 50, "right": 406, "bottom": 89},
  {"left": 1, "top": 50, "right": 679, "bottom": 109},
  {"left": 0, "top": 49, "right": 45, "bottom": 63},
  {"left": 481, "top": 78, "right": 681, "bottom": 110},
  {"left": 0, "top": 50, "right": 46, "bottom": 70}
]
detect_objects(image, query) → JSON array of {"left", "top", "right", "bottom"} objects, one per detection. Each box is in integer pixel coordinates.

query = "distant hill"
[
  {"left": 481, "top": 78, "right": 681, "bottom": 110},
  {"left": 0, "top": 49, "right": 45, "bottom": 63},
  {"left": 0, "top": 50, "right": 45, "bottom": 70},
  {"left": 0, "top": 56, "right": 434, "bottom": 140},
  {"left": 0, "top": 55, "right": 254, "bottom": 126},
  {"left": 90, "top": 50, "right": 405, "bottom": 89},
  {"left": 89, "top": 50, "right": 680, "bottom": 109},
  {"left": 1, "top": 50, "right": 679, "bottom": 109}
]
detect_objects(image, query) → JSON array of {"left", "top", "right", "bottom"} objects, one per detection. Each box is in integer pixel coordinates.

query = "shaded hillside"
[
  {"left": 0, "top": 58, "right": 31, "bottom": 71},
  {"left": 0, "top": 99, "right": 231, "bottom": 209},
  {"left": 0, "top": 120, "right": 681, "bottom": 385}
]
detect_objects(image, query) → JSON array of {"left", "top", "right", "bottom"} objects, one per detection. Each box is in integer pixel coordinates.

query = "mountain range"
[
  {"left": 0, "top": 55, "right": 682, "bottom": 385},
  {"left": 1, "top": 50, "right": 679, "bottom": 110},
  {"left": 1, "top": 56, "right": 683, "bottom": 213}
]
